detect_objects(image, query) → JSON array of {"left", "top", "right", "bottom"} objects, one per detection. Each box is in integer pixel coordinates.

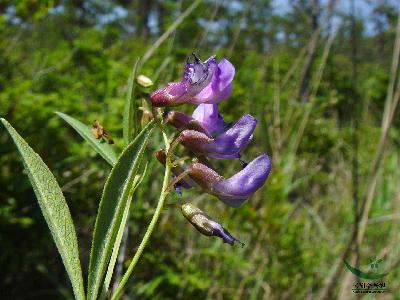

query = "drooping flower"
[
  {"left": 149, "top": 54, "right": 234, "bottom": 107},
  {"left": 172, "top": 154, "right": 271, "bottom": 207},
  {"left": 178, "top": 114, "right": 257, "bottom": 159},
  {"left": 181, "top": 203, "right": 244, "bottom": 246}
]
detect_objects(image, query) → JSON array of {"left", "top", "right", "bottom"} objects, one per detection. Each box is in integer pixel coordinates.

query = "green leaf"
[
  {"left": 101, "top": 163, "right": 148, "bottom": 298},
  {"left": 56, "top": 111, "right": 117, "bottom": 166},
  {"left": 0, "top": 118, "right": 85, "bottom": 300},
  {"left": 87, "top": 120, "right": 155, "bottom": 300},
  {"left": 123, "top": 58, "right": 140, "bottom": 146}
]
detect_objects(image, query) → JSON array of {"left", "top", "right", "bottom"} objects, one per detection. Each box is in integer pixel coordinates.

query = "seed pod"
[{"left": 181, "top": 203, "right": 244, "bottom": 247}]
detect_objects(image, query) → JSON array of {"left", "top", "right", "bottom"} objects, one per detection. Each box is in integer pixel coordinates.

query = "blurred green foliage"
[{"left": 1, "top": 0, "right": 400, "bottom": 299}]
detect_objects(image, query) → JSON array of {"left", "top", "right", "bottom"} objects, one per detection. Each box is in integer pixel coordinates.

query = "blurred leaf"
[
  {"left": 87, "top": 120, "right": 155, "bottom": 300},
  {"left": 56, "top": 111, "right": 118, "bottom": 165},
  {"left": 0, "top": 118, "right": 85, "bottom": 300},
  {"left": 137, "top": 276, "right": 164, "bottom": 297},
  {"left": 123, "top": 58, "right": 140, "bottom": 145}
]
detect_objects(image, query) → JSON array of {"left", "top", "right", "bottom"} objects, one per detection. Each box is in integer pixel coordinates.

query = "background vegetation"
[{"left": 1, "top": 0, "right": 400, "bottom": 299}]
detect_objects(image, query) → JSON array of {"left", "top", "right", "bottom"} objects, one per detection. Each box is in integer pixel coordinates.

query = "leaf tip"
[{"left": 0, "top": 118, "right": 10, "bottom": 129}]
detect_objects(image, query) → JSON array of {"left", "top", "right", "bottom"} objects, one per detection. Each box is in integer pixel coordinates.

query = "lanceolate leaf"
[
  {"left": 87, "top": 120, "right": 155, "bottom": 300},
  {"left": 56, "top": 112, "right": 117, "bottom": 166},
  {"left": 101, "top": 163, "right": 148, "bottom": 298},
  {"left": 0, "top": 118, "right": 85, "bottom": 300}
]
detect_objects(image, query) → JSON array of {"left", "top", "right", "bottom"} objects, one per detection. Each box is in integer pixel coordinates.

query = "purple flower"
[
  {"left": 180, "top": 154, "right": 271, "bottom": 207},
  {"left": 181, "top": 203, "right": 244, "bottom": 246},
  {"left": 179, "top": 114, "right": 257, "bottom": 159},
  {"left": 150, "top": 54, "right": 234, "bottom": 107}
]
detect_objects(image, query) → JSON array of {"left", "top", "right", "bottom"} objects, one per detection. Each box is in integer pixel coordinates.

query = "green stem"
[{"left": 111, "top": 131, "right": 171, "bottom": 300}]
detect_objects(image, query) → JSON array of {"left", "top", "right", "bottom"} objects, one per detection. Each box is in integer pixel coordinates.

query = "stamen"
[{"left": 192, "top": 52, "right": 201, "bottom": 63}]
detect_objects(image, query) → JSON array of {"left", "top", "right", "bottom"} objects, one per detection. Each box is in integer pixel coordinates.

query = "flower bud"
[
  {"left": 155, "top": 149, "right": 167, "bottom": 164},
  {"left": 137, "top": 74, "right": 153, "bottom": 87},
  {"left": 181, "top": 203, "right": 244, "bottom": 246}
]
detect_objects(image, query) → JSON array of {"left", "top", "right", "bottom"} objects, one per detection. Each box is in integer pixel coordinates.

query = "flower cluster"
[{"left": 150, "top": 54, "right": 272, "bottom": 246}]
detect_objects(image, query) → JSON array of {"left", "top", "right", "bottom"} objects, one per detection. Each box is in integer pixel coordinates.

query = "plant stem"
[{"left": 111, "top": 131, "right": 171, "bottom": 300}]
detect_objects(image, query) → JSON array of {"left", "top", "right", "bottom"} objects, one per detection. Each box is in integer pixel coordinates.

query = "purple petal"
[
  {"left": 179, "top": 114, "right": 256, "bottom": 159},
  {"left": 172, "top": 172, "right": 199, "bottom": 194},
  {"left": 209, "top": 221, "right": 244, "bottom": 246},
  {"left": 172, "top": 173, "right": 191, "bottom": 191},
  {"left": 190, "top": 58, "right": 235, "bottom": 104},
  {"left": 214, "top": 154, "right": 272, "bottom": 207},
  {"left": 205, "top": 114, "right": 256, "bottom": 158},
  {"left": 173, "top": 174, "right": 184, "bottom": 196},
  {"left": 192, "top": 103, "right": 225, "bottom": 134},
  {"left": 150, "top": 55, "right": 217, "bottom": 107}
]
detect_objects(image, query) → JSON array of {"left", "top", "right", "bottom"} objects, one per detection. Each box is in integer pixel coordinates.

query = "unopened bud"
[
  {"left": 155, "top": 149, "right": 167, "bottom": 164},
  {"left": 141, "top": 109, "right": 153, "bottom": 127},
  {"left": 181, "top": 203, "right": 244, "bottom": 246},
  {"left": 137, "top": 75, "right": 153, "bottom": 87}
]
